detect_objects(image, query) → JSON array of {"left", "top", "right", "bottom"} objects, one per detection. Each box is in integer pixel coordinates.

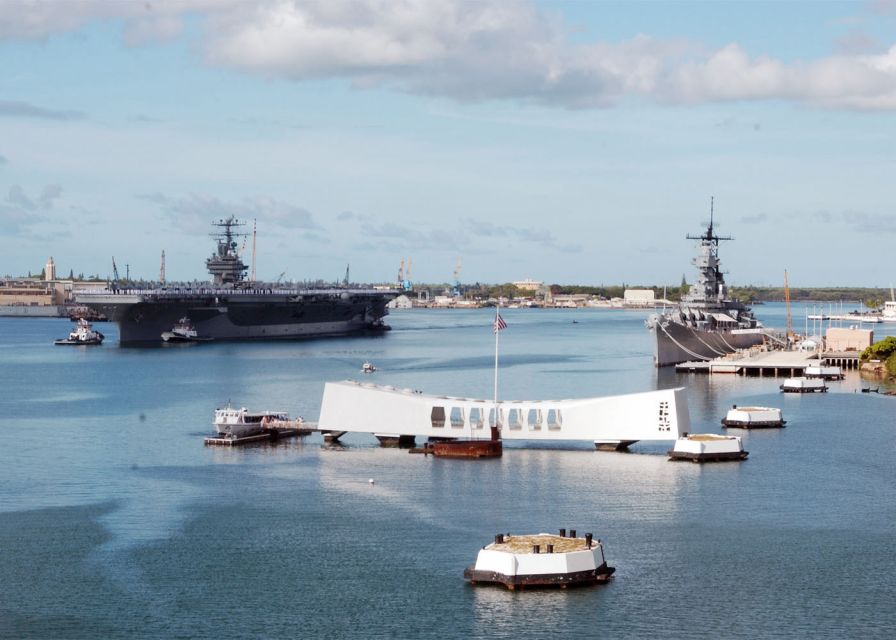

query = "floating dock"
[
  {"left": 676, "top": 349, "right": 858, "bottom": 376},
  {"left": 204, "top": 424, "right": 315, "bottom": 446}
]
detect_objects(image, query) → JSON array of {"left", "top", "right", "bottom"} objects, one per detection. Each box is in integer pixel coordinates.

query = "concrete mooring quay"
[{"left": 675, "top": 349, "right": 859, "bottom": 376}]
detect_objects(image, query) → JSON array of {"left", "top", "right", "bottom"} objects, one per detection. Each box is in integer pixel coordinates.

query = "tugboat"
[
  {"left": 54, "top": 318, "right": 105, "bottom": 345},
  {"left": 161, "top": 317, "right": 211, "bottom": 343}
]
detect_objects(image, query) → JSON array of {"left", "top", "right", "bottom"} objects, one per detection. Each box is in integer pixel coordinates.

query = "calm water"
[{"left": 1, "top": 305, "right": 894, "bottom": 639}]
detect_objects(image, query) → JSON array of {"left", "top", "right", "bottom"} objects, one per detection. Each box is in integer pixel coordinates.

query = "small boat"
[
  {"left": 54, "top": 318, "right": 105, "bottom": 345},
  {"left": 668, "top": 433, "right": 748, "bottom": 462},
  {"left": 721, "top": 405, "right": 785, "bottom": 429},
  {"left": 804, "top": 365, "right": 844, "bottom": 381},
  {"left": 780, "top": 377, "right": 827, "bottom": 393},
  {"left": 213, "top": 405, "right": 294, "bottom": 438},
  {"left": 161, "top": 317, "right": 211, "bottom": 342},
  {"left": 464, "top": 530, "right": 615, "bottom": 590},
  {"left": 361, "top": 361, "right": 376, "bottom": 373}
]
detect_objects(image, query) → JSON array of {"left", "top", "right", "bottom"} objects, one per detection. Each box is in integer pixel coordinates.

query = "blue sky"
[{"left": 1, "top": 0, "right": 895, "bottom": 287}]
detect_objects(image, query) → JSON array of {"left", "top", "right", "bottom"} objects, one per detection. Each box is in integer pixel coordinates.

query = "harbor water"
[{"left": 1, "top": 305, "right": 894, "bottom": 639}]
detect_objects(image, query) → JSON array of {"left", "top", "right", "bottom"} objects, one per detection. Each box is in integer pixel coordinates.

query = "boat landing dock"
[
  {"left": 676, "top": 349, "right": 859, "bottom": 376},
  {"left": 204, "top": 424, "right": 317, "bottom": 446}
]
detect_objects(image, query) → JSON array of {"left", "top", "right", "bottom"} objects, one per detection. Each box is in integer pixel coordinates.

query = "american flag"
[{"left": 493, "top": 313, "right": 507, "bottom": 333}]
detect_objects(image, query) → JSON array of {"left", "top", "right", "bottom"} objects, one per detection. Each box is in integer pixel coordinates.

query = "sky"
[{"left": 1, "top": 0, "right": 895, "bottom": 288}]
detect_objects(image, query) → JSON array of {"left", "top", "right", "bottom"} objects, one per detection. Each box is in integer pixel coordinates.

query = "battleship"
[
  {"left": 75, "top": 218, "right": 397, "bottom": 344},
  {"left": 647, "top": 202, "right": 769, "bottom": 366}
]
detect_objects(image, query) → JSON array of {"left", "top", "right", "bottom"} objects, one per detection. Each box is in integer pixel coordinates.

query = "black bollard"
[
  {"left": 559, "top": 528, "right": 566, "bottom": 537},
  {"left": 546, "top": 544, "right": 554, "bottom": 553},
  {"left": 570, "top": 529, "right": 577, "bottom": 538},
  {"left": 532, "top": 544, "right": 540, "bottom": 554},
  {"left": 495, "top": 534, "right": 504, "bottom": 544},
  {"left": 585, "top": 533, "right": 593, "bottom": 547}
]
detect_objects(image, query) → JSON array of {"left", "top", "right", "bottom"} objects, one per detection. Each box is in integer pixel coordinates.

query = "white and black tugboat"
[
  {"left": 54, "top": 318, "right": 105, "bottom": 345},
  {"left": 161, "top": 317, "right": 212, "bottom": 343},
  {"left": 647, "top": 199, "right": 770, "bottom": 366}
]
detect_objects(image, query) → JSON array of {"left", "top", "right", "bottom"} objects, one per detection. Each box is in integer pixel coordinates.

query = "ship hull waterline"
[
  {"left": 651, "top": 321, "right": 766, "bottom": 367},
  {"left": 81, "top": 293, "right": 393, "bottom": 344}
]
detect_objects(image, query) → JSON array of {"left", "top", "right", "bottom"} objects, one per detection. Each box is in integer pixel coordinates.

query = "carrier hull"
[{"left": 77, "top": 289, "right": 394, "bottom": 343}]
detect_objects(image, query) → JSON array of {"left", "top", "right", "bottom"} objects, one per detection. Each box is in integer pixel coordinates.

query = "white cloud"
[
  {"left": 0, "top": 183, "right": 63, "bottom": 232},
  {"left": 0, "top": 99, "right": 86, "bottom": 120},
  {"left": 141, "top": 192, "right": 321, "bottom": 233},
  {"left": 2, "top": 0, "right": 896, "bottom": 110}
]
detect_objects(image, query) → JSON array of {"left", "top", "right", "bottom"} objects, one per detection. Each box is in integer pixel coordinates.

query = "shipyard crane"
[
  {"left": 343, "top": 264, "right": 350, "bottom": 287},
  {"left": 111, "top": 256, "right": 120, "bottom": 282},
  {"left": 159, "top": 250, "right": 166, "bottom": 284},
  {"left": 276, "top": 271, "right": 286, "bottom": 284},
  {"left": 397, "top": 257, "right": 413, "bottom": 291}
]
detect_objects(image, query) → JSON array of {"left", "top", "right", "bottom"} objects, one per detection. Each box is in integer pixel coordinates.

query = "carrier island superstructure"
[
  {"left": 75, "top": 217, "right": 397, "bottom": 343},
  {"left": 647, "top": 204, "right": 768, "bottom": 366}
]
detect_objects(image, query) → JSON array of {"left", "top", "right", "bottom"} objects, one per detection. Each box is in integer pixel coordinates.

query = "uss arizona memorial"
[{"left": 318, "top": 380, "right": 690, "bottom": 450}]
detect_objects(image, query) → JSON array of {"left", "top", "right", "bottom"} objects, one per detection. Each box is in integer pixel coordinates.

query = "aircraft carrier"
[{"left": 76, "top": 217, "right": 397, "bottom": 344}]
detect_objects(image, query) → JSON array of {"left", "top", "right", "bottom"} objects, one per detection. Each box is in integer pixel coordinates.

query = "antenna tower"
[
  {"left": 784, "top": 269, "right": 793, "bottom": 343},
  {"left": 251, "top": 219, "right": 257, "bottom": 282}
]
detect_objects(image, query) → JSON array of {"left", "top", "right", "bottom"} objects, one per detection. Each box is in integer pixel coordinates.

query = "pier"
[
  {"left": 675, "top": 349, "right": 860, "bottom": 376},
  {"left": 204, "top": 424, "right": 316, "bottom": 446}
]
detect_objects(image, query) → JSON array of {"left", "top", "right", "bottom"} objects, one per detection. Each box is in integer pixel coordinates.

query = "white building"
[
  {"left": 623, "top": 289, "right": 656, "bottom": 308},
  {"left": 513, "top": 279, "right": 543, "bottom": 292}
]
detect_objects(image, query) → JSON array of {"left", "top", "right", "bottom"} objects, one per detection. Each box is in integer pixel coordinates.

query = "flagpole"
[{"left": 493, "top": 302, "right": 500, "bottom": 438}]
